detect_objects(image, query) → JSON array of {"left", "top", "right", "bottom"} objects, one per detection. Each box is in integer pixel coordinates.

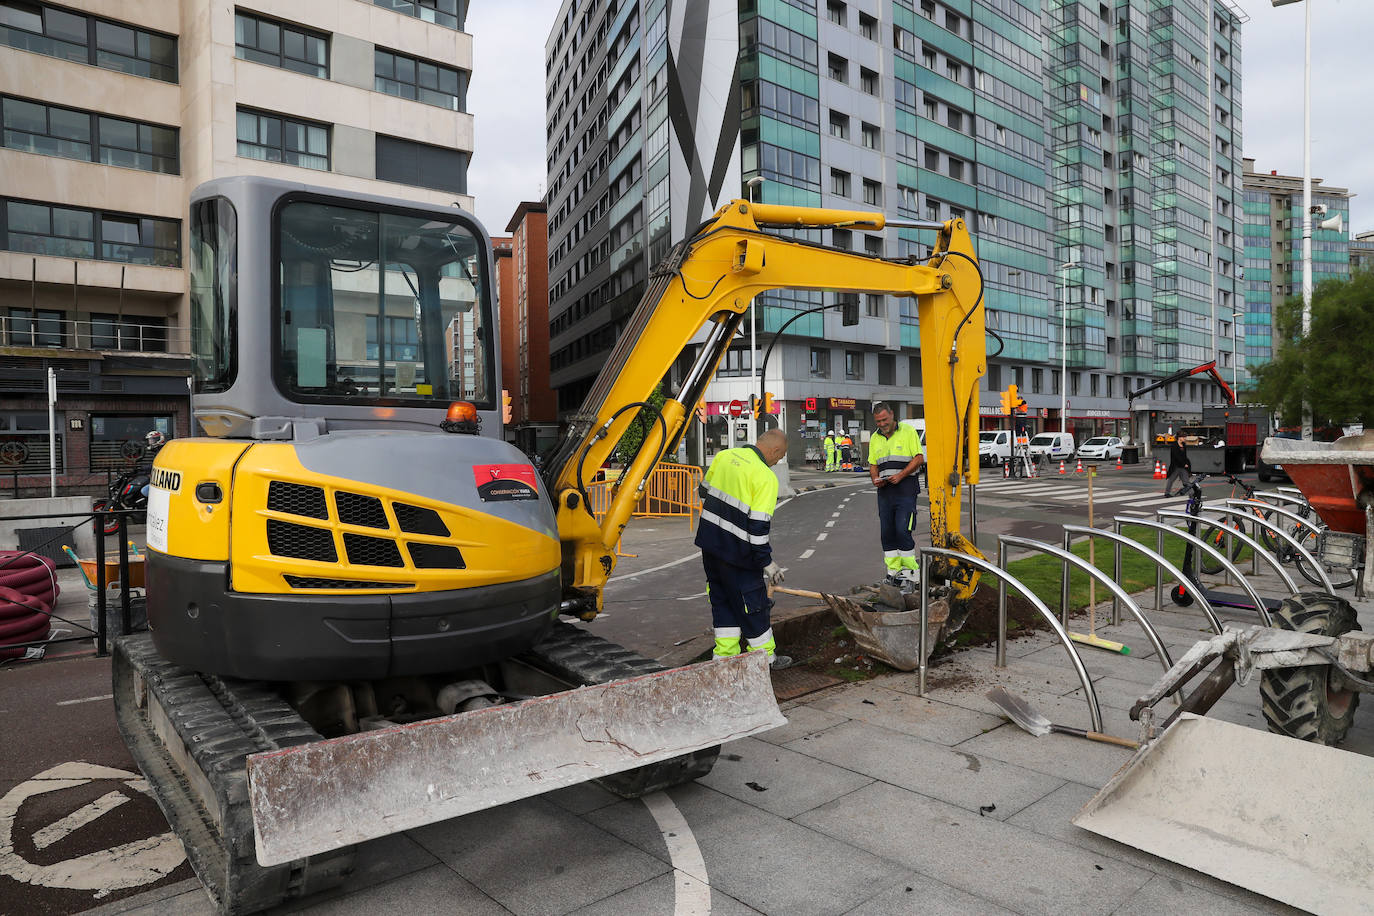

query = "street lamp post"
[
  {"left": 746, "top": 176, "right": 764, "bottom": 444},
  {"left": 1057, "top": 261, "right": 1073, "bottom": 432},
  {"left": 1272, "top": 0, "right": 1313, "bottom": 439}
]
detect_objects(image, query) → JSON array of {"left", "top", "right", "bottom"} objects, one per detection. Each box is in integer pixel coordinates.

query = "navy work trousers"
[
  {"left": 701, "top": 553, "right": 773, "bottom": 642},
  {"left": 876, "top": 477, "right": 919, "bottom": 552}
]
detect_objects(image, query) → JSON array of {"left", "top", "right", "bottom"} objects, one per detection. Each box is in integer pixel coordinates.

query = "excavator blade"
[
  {"left": 1074, "top": 714, "right": 1374, "bottom": 913},
  {"left": 247, "top": 651, "right": 784, "bottom": 866}
]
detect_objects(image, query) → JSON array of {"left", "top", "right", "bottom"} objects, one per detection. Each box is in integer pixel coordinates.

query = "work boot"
[
  {"left": 898, "top": 570, "right": 920, "bottom": 594},
  {"left": 884, "top": 573, "right": 903, "bottom": 588},
  {"left": 769, "top": 654, "right": 794, "bottom": 671}
]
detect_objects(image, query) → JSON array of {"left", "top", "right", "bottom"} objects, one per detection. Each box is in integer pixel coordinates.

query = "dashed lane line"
[
  {"left": 800, "top": 549, "right": 815, "bottom": 560},
  {"left": 816, "top": 533, "right": 828, "bottom": 541}
]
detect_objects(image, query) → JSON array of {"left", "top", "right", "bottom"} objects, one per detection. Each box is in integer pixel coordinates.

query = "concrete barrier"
[{"left": 0, "top": 496, "right": 98, "bottom": 561}]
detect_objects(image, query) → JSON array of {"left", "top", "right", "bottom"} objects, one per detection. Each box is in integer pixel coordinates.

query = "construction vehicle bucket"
[
  {"left": 1074, "top": 714, "right": 1374, "bottom": 913},
  {"left": 247, "top": 651, "right": 784, "bottom": 866}
]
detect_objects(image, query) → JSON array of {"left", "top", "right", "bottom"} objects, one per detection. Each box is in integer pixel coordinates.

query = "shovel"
[{"left": 986, "top": 687, "right": 1137, "bottom": 749}]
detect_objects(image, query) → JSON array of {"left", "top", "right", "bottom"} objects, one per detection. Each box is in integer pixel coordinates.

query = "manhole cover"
[{"left": 771, "top": 668, "right": 842, "bottom": 701}]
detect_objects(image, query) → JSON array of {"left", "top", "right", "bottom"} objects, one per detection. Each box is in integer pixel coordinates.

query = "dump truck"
[{"left": 113, "top": 177, "right": 988, "bottom": 913}]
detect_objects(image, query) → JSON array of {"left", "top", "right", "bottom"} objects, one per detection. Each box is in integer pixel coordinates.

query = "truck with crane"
[{"left": 113, "top": 177, "right": 988, "bottom": 913}]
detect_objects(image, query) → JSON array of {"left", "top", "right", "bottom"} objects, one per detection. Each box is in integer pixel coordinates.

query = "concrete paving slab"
[
  {"left": 702, "top": 735, "right": 873, "bottom": 819},
  {"left": 566, "top": 873, "right": 761, "bottom": 916},
  {"left": 409, "top": 796, "right": 669, "bottom": 916},
  {"left": 288, "top": 864, "right": 514, "bottom": 915},
  {"left": 88, "top": 880, "right": 207, "bottom": 916},
  {"left": 1111, "top": 875, "right": 1288, "bottom": 916},
  {"left": 796, "top": 781, "right": 1153, "bottom": 916},
  {"left": 585, "top": 783, "right": 907, "bottom": 916},
  {"left": 755, "top": 701, "right": 851, "bottom": 746},
  {"left": 784, "top": 719, "right": 1064, "bottom": 821},
  {"left": 840, "top": 872, "right": 1018, "bottom": 915},
  {"left": 803, "top": 681, "right": 1006, "bottom": 746},
  {"left": 1006, "top": 781, "right": 1303, "bottom": 914},
  {"left": 543, "top": 781, "right": 626, "bottom": 816},
  {"left": 955, "top": 720, "right": 1134, "bottom": 790}
]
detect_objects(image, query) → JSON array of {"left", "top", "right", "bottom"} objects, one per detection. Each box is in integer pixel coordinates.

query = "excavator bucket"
[
  {"left": 247, "top": 651, "right": 784, "bottom": 866},
  {"left": 1074, "top": 713, "right": 1374, "bottom": 913}
]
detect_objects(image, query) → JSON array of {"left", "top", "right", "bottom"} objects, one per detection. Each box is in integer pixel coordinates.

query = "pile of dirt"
[{"left": 951, "top": 585, "right": 1049, "bottom": 648}]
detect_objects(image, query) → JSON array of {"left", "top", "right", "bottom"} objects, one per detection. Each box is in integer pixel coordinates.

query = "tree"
[
  {"left": 1252, "top": 271, "right": 1374, "bottom": 427},
  {"left": 613, "top": 382, "right": 668, "bottom": 464}
]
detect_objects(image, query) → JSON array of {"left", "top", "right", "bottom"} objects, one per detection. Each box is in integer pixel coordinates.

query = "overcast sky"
[{"left": 466, "top": 0, "right": 1371, "bottom": 236}]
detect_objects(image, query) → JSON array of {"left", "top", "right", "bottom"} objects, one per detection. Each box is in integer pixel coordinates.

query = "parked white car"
[
  {"left": 1028, "top": 432, "right": 1076, "bottom": 463},
  {"left": 1076, "top": 436, "right": 1124, "bottom": 460},
  {"left": 978, "top": 430, "right": 1012, "bottom": 466}
]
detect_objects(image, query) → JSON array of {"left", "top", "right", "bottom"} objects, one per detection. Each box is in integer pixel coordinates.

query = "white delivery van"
[
  {"left": 978, "top": 430, "right": 1012, "bottom": 466},
  {"left": 1028, "top": 432, "right": 1075, "bottom": 462}
]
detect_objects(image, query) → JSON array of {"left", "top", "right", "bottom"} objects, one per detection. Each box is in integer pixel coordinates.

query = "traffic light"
[
  {"left": 749, "top": 394, "right": 759, "bottom": 419},
  {"left": 501, "top": 389, "right": 512, "bottom": 424},
  {"left": 763, "top": 391, "right": 776, "bottom": 415},
  {"left": 840, "top": 296, "right": 859, "bottom": 326},
  {"left": 999, "top": 384, "right": 1017, "bottom": 416}
]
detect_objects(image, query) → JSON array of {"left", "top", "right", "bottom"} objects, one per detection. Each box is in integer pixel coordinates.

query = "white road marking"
[
  {"left": 32, "top": 791, "right": 129, "bottom": 850},
  {"left": 0, "top": 762, "right": 185, "bottom": 894},
  {"left": 831, "top": 512, "right": 841, "bottom": 518},
  {"left": 56, "top": 694, "right": 113, "bottom": 707},
  {"left": 816, "top": 533, "right": 828, "bottom": 541},
  {"left": 641, "top": 791, "right": 711, "bottom": 916},
  {"left": 799, "top": 549, "right": 814, "bottom": 559},
  {"left": 675, "top": 591, "right": 708, "bottom": 601},
  {"left": 825, "top": 520, "right": 835, "bottom": 528}
]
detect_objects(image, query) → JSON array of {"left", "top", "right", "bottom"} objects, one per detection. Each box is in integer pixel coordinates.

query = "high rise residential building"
[
  {"left": 544, "top": 0, "right": 1249, "bottom": 466},
  {"left": 1241, "top": 157, "right": 1352, "bottom": 372},
  {"left": 1351, "top": 231, "right": 1374, "bottom": 274},
  {"left": 501, "top": 200, "right": 556, "bottom": 458},
  {"left": 0, "top": 0, "right": 475, "bottom": 493}
]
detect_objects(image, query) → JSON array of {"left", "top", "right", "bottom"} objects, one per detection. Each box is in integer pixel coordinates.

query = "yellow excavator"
[{"left": 113, "top": 177, "right": 986, "bottom": 913}]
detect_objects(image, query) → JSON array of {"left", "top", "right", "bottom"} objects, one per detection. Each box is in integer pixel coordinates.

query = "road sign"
[{"left": 727, "top": 400, "right": 744, "bottom": 417}]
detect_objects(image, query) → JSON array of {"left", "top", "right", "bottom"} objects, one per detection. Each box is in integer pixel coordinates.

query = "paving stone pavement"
[{"left": 93, "top": 546, "right": 1358, "bottom": 916}]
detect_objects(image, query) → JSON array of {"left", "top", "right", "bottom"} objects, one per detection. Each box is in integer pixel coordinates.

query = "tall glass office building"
[{"left": 544, "top": 0, "right": 1249, "bottom": 465}]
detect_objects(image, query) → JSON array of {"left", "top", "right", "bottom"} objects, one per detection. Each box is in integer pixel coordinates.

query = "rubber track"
[
  {"left": 524, "top": 621, "right": 721, "bottom": 797},
  {"left": 112, "top": 634, "right": 355, "bottom": 915},
  {"left": 1259, "top": 592, "right": 1361, "bottom": 745}
]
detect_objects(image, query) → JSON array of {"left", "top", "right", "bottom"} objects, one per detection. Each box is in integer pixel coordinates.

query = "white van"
[
  {"left": 978, "top": 430, "right": 1012, "bottom": 466},
  {"left": 1028, "top": 432, "right": 1075, "bottom": 462}
]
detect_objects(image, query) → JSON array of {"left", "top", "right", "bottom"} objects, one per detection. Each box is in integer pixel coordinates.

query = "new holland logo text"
[{"left": 150, "top": 468, "right": 182, "bottom": 491}]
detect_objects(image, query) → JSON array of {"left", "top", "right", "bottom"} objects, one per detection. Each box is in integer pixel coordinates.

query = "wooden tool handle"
[
  {"left": 771, "top": 586, "right": 826, "bottom": 600},
  {"left": 1084, "top": 731, "right": 1139, "bottom": 749}
]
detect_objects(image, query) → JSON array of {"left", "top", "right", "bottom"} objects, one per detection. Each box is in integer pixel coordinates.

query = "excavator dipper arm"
[{"left": 544, "top": 199, "right": 988, "bottom": 614}]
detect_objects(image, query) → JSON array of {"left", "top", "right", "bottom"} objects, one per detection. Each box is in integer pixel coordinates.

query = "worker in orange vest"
[{"left": 840, "top": 430, "right": 854, "bottom": 471}]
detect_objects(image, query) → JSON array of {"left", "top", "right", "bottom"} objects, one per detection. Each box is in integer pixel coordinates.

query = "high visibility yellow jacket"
[
  {"left": 694, "top": 445, "right": 778, "bottom": 568},
  {"left": 823, "top": 436, "right": 836, "bottom": 452},
  {"left": 868, "top": 423, "right": 923, "bottom": 481}
]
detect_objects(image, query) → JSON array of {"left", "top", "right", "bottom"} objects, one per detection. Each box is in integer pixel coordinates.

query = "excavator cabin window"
[{"left": 272, "top": 198, "right": 492, "bottom": 408}]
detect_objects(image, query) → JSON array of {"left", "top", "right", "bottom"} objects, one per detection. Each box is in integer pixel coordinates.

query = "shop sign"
[{"left": 828, "top": 397, "right": 856, "bottom": 410}]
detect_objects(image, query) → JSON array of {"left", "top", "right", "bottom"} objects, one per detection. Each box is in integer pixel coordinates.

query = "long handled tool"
[
  {"left": 986, "top": 686, "right": 1137, "bottom": 748},
  {"left": 1069, "top": 466, "right": 1131, "bottom": 655}
]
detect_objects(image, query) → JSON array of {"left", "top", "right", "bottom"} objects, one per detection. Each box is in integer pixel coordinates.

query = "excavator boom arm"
[{"left": 546, "top": 199, "right": 987, "bottom": 615}]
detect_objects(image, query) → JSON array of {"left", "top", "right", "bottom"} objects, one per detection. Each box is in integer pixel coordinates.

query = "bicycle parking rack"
[
  {"left": 1121, "top": 515, "right": 1273, "bottom": 626},
  {"left": 1223, "top": 499, "right": 1335, "bottom": 594},
  {"left": 1251, "top": 490, "right": 1312, "bottom": 514},
  {"left": 1065, "top": 524, "right": 1222, "bottom": 635},
  {"left": 916, "top": 544, "right": 1105, "bottom": 732},
  {"left": 1181, "top": 506, "right": 1301, "bottom": 596}
]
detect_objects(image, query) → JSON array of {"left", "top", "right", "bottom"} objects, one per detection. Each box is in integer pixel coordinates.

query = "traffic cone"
[
  {"left": 1115, "top": 454, "right": 1123, "bottom": 470},
  {"left": 1002, "top": 459, "right": 1010, "bottom": 479},
  {"left": 1075, "top": 458, "right": 1084, "bottom": 474},
  {"left": 1152, "top": 460, "right": 1166, "bottom": 480},
  {"left": 1058, "top": 460, "right": 1066, "bottom": 475}
]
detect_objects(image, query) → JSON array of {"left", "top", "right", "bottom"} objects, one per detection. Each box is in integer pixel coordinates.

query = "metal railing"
[{"left": 0, "top": 314, "right": 189, "bottom": 355}]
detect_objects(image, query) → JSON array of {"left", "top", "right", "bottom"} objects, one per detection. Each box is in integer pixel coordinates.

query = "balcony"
[{"left": 0, "top": 313, "right": 190, "bottom": 397}]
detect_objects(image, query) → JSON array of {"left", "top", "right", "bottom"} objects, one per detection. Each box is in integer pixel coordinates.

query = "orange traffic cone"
[
  {"left": 1152, "top": 460, "right": 1166, "bottom": 480},
  {"left": 1075, "top": 458, "right": 1084, "bottom": 474},
  {"left": 1058, "top": 460, "right": 1066, "bottom": 475},
  {"left": 1115, "top": 454, "right": 1123, "bottom": 470}
]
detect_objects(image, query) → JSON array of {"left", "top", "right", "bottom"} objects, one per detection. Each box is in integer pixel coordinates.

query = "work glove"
[{"left": 763, "top": 562, "right": 784, "bottom": 585}]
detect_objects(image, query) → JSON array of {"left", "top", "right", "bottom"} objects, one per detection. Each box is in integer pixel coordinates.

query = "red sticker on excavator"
[{"left": 473, "top": 464, "right": 540, "bottom": 501}]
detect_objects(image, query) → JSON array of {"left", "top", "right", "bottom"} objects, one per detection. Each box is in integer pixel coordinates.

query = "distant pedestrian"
[
  {"left": 868, "top": 403, "right": 924, "bottom": 589},
  {"left": 823, "top": 430, "right": 837, "bottom": 472},
  {"left": 1163, "top": 436, "right": 1192, "bottom": 496},
  {"left": 695, "top": 429, "right": 792, "bottom": 669}
]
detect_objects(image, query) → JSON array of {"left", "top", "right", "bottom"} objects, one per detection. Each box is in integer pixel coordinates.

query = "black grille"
[
  {"left": 266, "top": 520, "right": 337, "bottom": 562},
  {"left": 335, "top": 491, "right": 388, "bottom": 529},
  {"left": 407, "top": 543, "right": 466, "bottom": 569},
  {"left": 285, "top": 576, "right": 410, "bottom": 589},
  {"left": 343, "top": 533, "right": 404, "bottom": 567},
  {"left": 268, "top": 482, "right": 328, "bottom": 519},
  {"left": 394, "top": 503, "right": 449, "bottom": 536}
]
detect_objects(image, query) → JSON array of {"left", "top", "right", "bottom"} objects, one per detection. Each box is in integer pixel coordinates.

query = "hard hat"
[{"left": 827, "top": 429, "right": 835, "bottom": 436}]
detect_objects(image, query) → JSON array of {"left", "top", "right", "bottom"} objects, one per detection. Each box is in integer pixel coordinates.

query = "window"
[
  {"left": 859, "top": 67, "right": 878, "bottom": 95},
  {"left": 828, "top": 110, "right": 849, "bottom": 140},
  {"left": 1, "top": 198, "right": 179, "bottom": 266},
  {"left": 1070, "top": 371, "right": 1081, "bottom": 396},
  {"left": 860, "top": 121, "right": 879, "bottom": 149},
  {"left": 947, "top": 157, "right": 964, "bottom": 181},
  {"left": 235, "top": 12, "right": 328, "bottom": 79},
  {"left": 1, "top": 96, "right": 177, "bottom": 173},
  {"left": 830, "top": 169, "right": 850, "bottom": 197},
  {"left": 90, "top": 312, "right": 166, "bottom": 351},
  {"left": 189, "top": 196, "right": 237, "bottom": 393},
  {"left": 945, "top": 60, "right": 961, "bottom": 82},
  {"left": 0, "top": 410, "right": 62, "bottom": 473},
  {"left": 376, "top": 134, "right": 469, "bottom": 194},
  {"left": 863, "top": 236, "right": 882, "bottom": 256},
  {"left": 717, "top": 346, "right": 757, "bottom": 377},
  {"left": 865, "top": 293, "right": 883, "bottom": 317},
  {"left": 826, "top": 1, "right": 845, "bottom": 25},
  {"left": 0, "top": 3, "right": 177, "bottom": 82},
  {"left": 946, "top": 108, "right": 963, "bottom": 133},
  {"left": 827, "top": 53, "right": 847, "bottom": 82},
  {"left": 924, "top": 148, "right": 939, "bottom": 171},
  {"left": 944, "top": 10, "right": 961, "bottom": 34},
  {"left": 1031, "top": 367, "right": 1043, "bottom": 393},
  {"left": 372, "top": 0, "right": 465, "bottom": 31},
  {"left": 5, "top": 307, "right": 63, "bottom": 346},
  {"left": 923, "top": 98, "right": 938, "bottom": 120},
  {"left": 924, "top": 198, "right": 940, "bottom": 221},
  {"left": 910, "top": 355, "right": 923, "bottom": 385},
  {"left": 376, "top": 48, "right": 468, "bottom": 111},
  {"left": 89, "top": 415, "right": 171, "bottom": 470},
  {"left": 878, "top": 353, "right": 895, "bottom": 385},
  {"left": 845, "top": 350, "right": 864, "bottom": 379},
  {"left": 810, "top": 346, "right": 830, "bottom": 378},
  {"left": 832, "top": 228, "right": 851, "bottom": 250},
  {"left": 859, "top": 12, "right": 876, "bottom": 40},
  {"left": 862, "top": 179, "right": 881, "bottom": 206},
  {"left": 1089, "top": 374, "right": 1099, "bottom": 396},
  {"left": 236, "top": 108, "right": 329, "bottom": 171},
  {"left": 920, "top": 0, "right": 936, "bottom": 20}
]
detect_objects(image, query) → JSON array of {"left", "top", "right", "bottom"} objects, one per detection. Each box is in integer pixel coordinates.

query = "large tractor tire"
[{"left": 1260, "top": 592, "right": 1361, "bottom": 745}]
